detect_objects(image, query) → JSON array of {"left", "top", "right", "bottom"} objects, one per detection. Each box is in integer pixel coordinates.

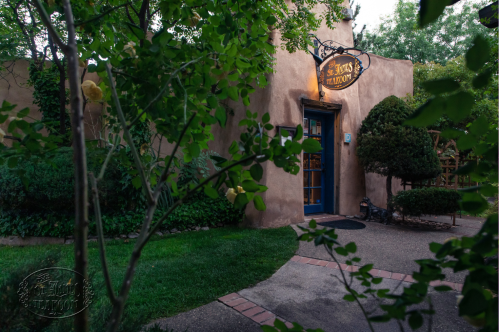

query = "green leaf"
[
  {"left": 132, "top": 176, "right": 142, "bottom": 189},
  {"left": 126, "top": 22, "right": 145, "bottom": 40},
  {"left": 262, "top": 112, "right": 270, "bottom": 124},
  {"left": 446, "top": 92, "right": 474, "bottom": 122},
  {"left": 404, "top": 97, "right": 444, "bottom": 127},
  {"left": 422, "top": 78, "right": 459, "bottom": 95},
  {"left": 294, "top": 124, "right": 303, "bottom": 141},
  {"left": 234, "top": 192, "right": 249, "bottom": 210},
  {"left": 466, "top": 35, "right": 490, "bottom": 72},
  {"left": 345, "top": 242, "right": 357, "bottom": 254},
  {"left": 250, "top": 163, "right": 263, "bottom": 181},
  {"left": 260, "top": 325, "right": 278, "bottom": 332},
  {"left": 369, "top": 315, "right": 391, "bottom": 322},
  {"left": 242, "top": 180, "right": 259, "bottom": 192},
  {"left": 265, "top": 16, "right": 277, "bottom": 25},
  {"left": 264, "top": 123, "right": 274, "bottom": 130},
  {"left": 188, "top": 143, "right": 200, "bottom": 158},
  {"left": 207, "top": 96, "right": 218, "bottom": 109},
  {"left": 434, "top": 285, "right": 452, "bottom": 292},
  {"left": 334, "top": 247, "right": 348, "bottom": 256},
  {"left": 408, "top": 312, "right": 424, "bottom": 329},
  {"left": 227, "top": 86, "right": 239, "bottom": 101},
  {"left": 302, "top": 138, "right": 322, "bottom": 153},
  {"left": 17, "top": 107, "right": 30, "bottom": 118},
  {"left": 204, "top": 185, "right": 219, "bottom": 199},
  {"left": 343, "top": 294, "right": 355, "bottom": 302},
  {"left": 472, "top": 68, "right": 493, "bottom": 89},
  {"left": 429, "top": 242, "right": 443, "bottom": 253},
  {"left": 309, "top": 219, "right": 316, "bottom": 228},
  {"left": 253, "top": 195, "right": 266, "bottom": 211},
  {"left": 459, "top": 289, "right": 487, "bottom": 316},
  {"left": 460, "top": 192, "right": 489, "bottom": 214},
  {"left": 215, "top": 106, "right": 227, "bottom": 127},
  {"left": 419, "top": 0, "right": 452, "bottom": 27}
]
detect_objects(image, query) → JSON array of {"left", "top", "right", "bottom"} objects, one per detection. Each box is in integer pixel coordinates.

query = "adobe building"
[
  {"left": 0, "top": 2, "right": 413, "bottom": 229},
  {"left": 211, "top": 3, "right": 413, "bottom": 228}
]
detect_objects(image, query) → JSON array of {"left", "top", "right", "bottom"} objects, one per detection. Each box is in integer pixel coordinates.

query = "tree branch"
[
  {"left": 105, "top": 65, "right": 154, "bottom": 204},
  {"left": 74, "top": 1, "right": 136, "bottom": 27},
  {"left": 127, "top": 55, "right": 208, "bottom": 129},
  {"left": 142, "top": 153, "right": 258, "bottom": 247},
  {"left": 89, "top": 172, "right": 117, "bottom": 304},
  {"left": 32, "top": 0, "right": 67, "bottom": 53},
  {"left": 153, "top": 114, "right": 196, "bottom": 200},
  {"left": 98, "top": 135, "right": 119, "bottom": 180}
]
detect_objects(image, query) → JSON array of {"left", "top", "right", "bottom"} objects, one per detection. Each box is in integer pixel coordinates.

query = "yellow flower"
[
  {"left": 226, "top": 186, "right": 245, "bottom": 204},
  {"left": 140, "top": 143, "right": 148, "bottom": 155},
  {"left": 123, "top": 41, "right": 136, "bottom": 57},
  {"left": 226, "top": 188, "right": 237, "bottom": 204},
  {"left": 82, "top": 80, "right": 103, "bottom": 101},
  {"left": 0, "top": 128, "right": 5, "bottom": 143}
]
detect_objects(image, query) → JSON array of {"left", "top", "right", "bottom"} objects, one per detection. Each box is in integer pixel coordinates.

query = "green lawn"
[{"left": 0, "top": 226, "right": 298, "bottom": 331}]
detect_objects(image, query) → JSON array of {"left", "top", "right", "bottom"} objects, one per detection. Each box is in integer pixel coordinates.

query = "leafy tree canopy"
[
  {"left": 358, "top": 0, "right": 492, "bottom": 65},
  {"left": 405, "top": 55, "right": 498, "bottom": 133}
]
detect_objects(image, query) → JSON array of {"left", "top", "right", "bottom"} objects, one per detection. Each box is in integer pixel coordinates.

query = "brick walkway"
[{"left": 218, "top": 254, "right": 463, "bottom": 328}]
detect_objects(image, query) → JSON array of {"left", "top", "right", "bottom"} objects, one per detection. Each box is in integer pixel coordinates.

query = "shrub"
[
  {"left": 390, "top": 187, "right": 461, "bottom": 217},
  {"left": 357, "top": 95, "right": 442, "bottom": 210},
  {"left": 0, "top": 191, "right": 243, "bottom": 238},
  {"left": 0, "top": 148, "right": 129, "bottom": 214}
]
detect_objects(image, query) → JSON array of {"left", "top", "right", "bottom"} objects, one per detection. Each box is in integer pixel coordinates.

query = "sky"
[
  {"left": 351, "top": 0, "right": 399, "bottom": 33},
  {"left": 351, "top": 0, "right": 485, "bottom": 33}
]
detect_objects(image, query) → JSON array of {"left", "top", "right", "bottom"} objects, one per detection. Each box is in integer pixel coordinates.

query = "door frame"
[{"left": 301, "top": 98, "right": 342, "bottom": 215}]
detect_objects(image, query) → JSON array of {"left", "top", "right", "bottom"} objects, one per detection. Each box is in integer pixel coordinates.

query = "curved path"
[{"left": 148, "top": 215, "right": 482, "bottom": 332}]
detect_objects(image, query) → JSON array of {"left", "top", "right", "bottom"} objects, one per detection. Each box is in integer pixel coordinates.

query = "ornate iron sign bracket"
[{"left": 309, "top": 35, "right": 371, "bottom": 98}]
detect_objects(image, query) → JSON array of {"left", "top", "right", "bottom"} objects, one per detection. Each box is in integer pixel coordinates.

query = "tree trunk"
[
  {"left": 61, "top": 0, "right": 89, "bottom": 331},
  {"left": 386, "top": 174, "right": 393, "bottom": 217}
]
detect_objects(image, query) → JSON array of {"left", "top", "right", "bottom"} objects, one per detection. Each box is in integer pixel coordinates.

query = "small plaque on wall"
[{"left": 345, "top": 133, "right": 351, "bottom": 143}]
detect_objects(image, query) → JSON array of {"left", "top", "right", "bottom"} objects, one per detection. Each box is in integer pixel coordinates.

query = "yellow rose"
[
  {"left": 226, "top": 188, "right": 237, "bottom": 204},
  {"left": 81, "top": 80, "right": 103, "bottom": 101},
  {"left": 0, "top": 128, "right": 5, "bottom": 143},
  {"left": 237, "top": 186, "right": 245, "bottom": 194}
]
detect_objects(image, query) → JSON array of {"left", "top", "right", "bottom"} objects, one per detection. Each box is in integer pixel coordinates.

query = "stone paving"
[{"left": 149, "top": 214, "right": 482, "bottom": 331}]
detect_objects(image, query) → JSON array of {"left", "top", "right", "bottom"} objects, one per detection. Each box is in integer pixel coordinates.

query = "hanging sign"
[{"left": 319, "top": 54, "right": 362, "bottom": 90}]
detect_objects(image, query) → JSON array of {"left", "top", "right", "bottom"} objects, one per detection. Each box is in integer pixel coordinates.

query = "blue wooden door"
[{"left": 303, "top": 113, "right": 326, "bottom": 214}]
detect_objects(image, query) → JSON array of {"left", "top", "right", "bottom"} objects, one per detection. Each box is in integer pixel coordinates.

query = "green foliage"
[
  {"left": 391, "top": 187, "right": 461, "bottom": 216},
  {"left": 357, "top": 95, "right": 442, "bottom": 182},
  {"left": 0, "top": 147, "right": 126, "bottom": 213},
  {"left": 359, "top": 0, "right": 493, "bottom": 65},
  {"left": 28, "top": 62, "right": 71, "bottom": 138},
  {"left": 0, "top": 191, "right": 242, "bottom": 238},
  {"left": 405, "top": 56, "right": 498, "bottom": 133}
]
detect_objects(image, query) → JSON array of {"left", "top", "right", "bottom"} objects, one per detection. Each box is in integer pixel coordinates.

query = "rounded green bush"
[
  {"left": 357, "top": 95, "right": 442, "bottom": 182},
  {"left": 391, "top": 187, "right": 461, "bottom": 216}
]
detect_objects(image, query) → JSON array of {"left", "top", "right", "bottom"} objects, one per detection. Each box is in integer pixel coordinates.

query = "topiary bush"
[
  {"left": 390, "top": 187, "right": 461, "bottom": 217},
  {"left": 357, "top": 95, "right": 442, "bottom": 211}
]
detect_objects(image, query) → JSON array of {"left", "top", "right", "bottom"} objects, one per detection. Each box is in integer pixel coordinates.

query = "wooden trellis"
[{"left": 401, "top": 131, "right": 479, "bottom": 225}]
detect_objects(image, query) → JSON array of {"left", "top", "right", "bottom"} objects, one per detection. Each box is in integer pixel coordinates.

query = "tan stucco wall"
[
  {"left": 0, "top": 60, "right": 103, "bottom": 143},
  {"left": 210, "top": 1, "right": 413, "bottom": 226}
]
